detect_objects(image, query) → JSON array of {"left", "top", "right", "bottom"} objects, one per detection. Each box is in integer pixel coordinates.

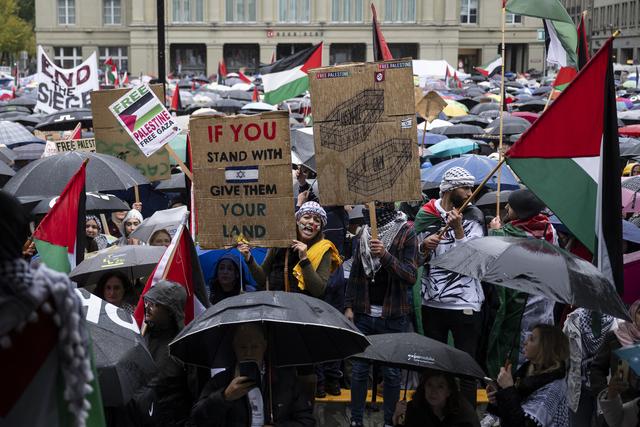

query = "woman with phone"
[
  {"left": 484, "top": 324, "right": 570, "bottom": 427},
  {"left": 392, "top": 370, "right": 479, "bottom": 427}
]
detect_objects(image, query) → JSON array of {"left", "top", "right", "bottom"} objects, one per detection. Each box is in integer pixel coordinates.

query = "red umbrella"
[
  {"left": 620, "top": 125, "right": 640, "bottom": 137},
  {"left": 511, "top": 111, "right": 539, "bottom": 124}
]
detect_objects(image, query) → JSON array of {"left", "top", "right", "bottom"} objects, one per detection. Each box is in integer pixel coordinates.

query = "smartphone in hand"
[{"left": 239, "top": 361, "right": 261, "bottom": 390}]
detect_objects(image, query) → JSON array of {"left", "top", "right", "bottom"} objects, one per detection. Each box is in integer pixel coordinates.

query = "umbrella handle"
[{"left": 284, "top": 249, "right": 290, "bottom": 292}]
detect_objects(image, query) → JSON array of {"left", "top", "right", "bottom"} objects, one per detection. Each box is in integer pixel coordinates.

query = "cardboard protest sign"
[
  {"left": 36, "top": 46, "right": 99, "bottom": 113},
  {"left": 91, "top": 85, "right": 170, "bottom": 181},
  {"left": 190, "top": 111, "right": 296, "bottom": 248},
  {"left": 308, "top": 59, "right": 421, "bottom": 205},
  {"left": 109, "top": 85, "right": 181, "bottom": 157},
  {"left": 54, "top": 138, "right": 96, "bottom": 153},
  {"left": 416, "top": 90, "right": 447, "bottom": 123}
]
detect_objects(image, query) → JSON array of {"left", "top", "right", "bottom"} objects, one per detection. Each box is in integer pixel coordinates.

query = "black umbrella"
[
  {"left": 225, "top": 90, "right": 253, "bottom": 101},
  {"left": 475, "top": 190, "right": 514, "bottom": 207},
  {"left": 351, "top": 333, "right": 486, "bottom": 379},
  {"left": 169, "top": 291, "right": 370, "bottom": 368},
  {"left": 11, "top": 113, "right": 45, "bottom": 127},
  {"left": 430, "top": 124, "right": 485, "bottom": 138},
  {"left": 31, "top": 191, "right": 130, "bottom": 215},
  {"left": 455, "top": 97, "right": 480, "bottom": 110},
  {"left": 533, "top": 86, "right": 552, "bottom": 96},
  {"left": 516, "top": 100, "right": 547, "bottom": 113},
  {"left": 35, "top": 108, "right": 92, "bottom": 131},
  {"left": 428, "top": 236, "right": 630, "bottom": 320},
  {"left": 155, "top": 172, "right": 187, "bottom": 192},
  {"left": 3, "top": 151, "right": 149, "bottom": 197},
  {"left": 10, "top": 142, "right": 46, "bottom": 160},
  {"left": 449, "top": 115, "right": 490, "bottom": 128},
  {"left": 0, "top": 105, "right": 31, "bottom": 114},
  {"left": 70, "top": 245, "right": 166, "bottom": 287},
  {"left": 76, "top": 288, "right": 156, "bottom": 407},
  {"left": 470, "top": 102, "right": 499, "bottom": 115},
  {"left": 211, "top": 99, "right": 245, "bottom": 114},
  {"left": 6, "top": 96, "right": 36, "bottom": 109}
]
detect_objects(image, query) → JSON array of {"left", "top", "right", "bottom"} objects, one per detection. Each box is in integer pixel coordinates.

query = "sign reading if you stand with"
[
  {"left": 190, "top": 111, "right": 296, "bottom": 248},
  {"left": 108, "top": 84, "right": 181, "bottom": 157}
]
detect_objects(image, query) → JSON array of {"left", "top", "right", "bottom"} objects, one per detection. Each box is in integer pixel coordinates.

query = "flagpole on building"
[{"left": 496, "top": 1, "right": 507, "bottom": 218}]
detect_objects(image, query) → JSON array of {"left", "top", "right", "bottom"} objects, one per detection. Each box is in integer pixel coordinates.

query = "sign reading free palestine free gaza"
[{"left": 108, "top": 84, "right": 181, "bottom": 157}]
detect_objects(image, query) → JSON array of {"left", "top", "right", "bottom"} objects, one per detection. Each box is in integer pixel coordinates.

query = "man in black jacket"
[{"left": 190, "top": 323, "right": 315, "bottom": 426}]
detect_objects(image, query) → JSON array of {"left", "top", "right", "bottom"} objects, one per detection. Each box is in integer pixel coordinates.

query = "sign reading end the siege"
[
  {"left": 109, "top": 84, "right": 181, "bottom": 157},
  {"left": 190, "top": 111, "right": 295, "bottom": 249}
]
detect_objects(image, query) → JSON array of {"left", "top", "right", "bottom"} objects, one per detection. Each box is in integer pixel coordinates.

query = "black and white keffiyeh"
[
  {"left": 439, "top": 166, "right": 475, "bottom": 195},
  {"left": 0, "top": 258, "right": 95, "bottom": 427},
  {"left": 358, "top": 211, "right": 407, "bottom": 278}
]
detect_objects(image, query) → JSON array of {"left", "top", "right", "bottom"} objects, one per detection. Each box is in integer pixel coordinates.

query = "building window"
[
  {"left": 103, "top": 0, "right": 121, "bottom": 25},
  {"left": 225, "top": 0, "right": 256, "bottom": 22},
  {"left": 278, "top": 0, "right": 310, "bottom": 22},
  {"left": 54, "top": 47, "right": 82, "bottom": 68},
  {"left": 276, "top": 43, "right": 313, "bottom": 60},
  {"left": 384, "top": 0, "right": 416, "bottom": 23},
  {"left": 388, "top": 43, "right": 418, "bottom": 59},
  {"left": 506, "top": 13, "right": 522, "bottom": 24},
  {"left": 329, "top": 43, "right": 366, "bottom": 64},
  {"left": 331, "top": 0, "right": 363, "bottom": 22},
  {"left": 99, "top": 46, "right": 129, "bottom": 71},
  {"left": 58, "top": 0, "right": 76, "bottom": 25},
  {"left": 460, "top": 0, "right": 478, "bottom": 24},
  {"left": 224, "top": 44, "right": 260, "bottom": 73},
  {"left": 172, "top": 0, "right": 204, "bottom": 23}
]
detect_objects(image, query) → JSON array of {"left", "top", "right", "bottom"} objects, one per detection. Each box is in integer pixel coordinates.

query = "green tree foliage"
[{"left": 0, "top": 0, "right": 34, "bottom": 59}]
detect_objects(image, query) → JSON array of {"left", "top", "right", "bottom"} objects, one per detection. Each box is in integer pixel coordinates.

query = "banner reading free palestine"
[{"left": 108, "top": 84, "right": 181, "bottom": 157}]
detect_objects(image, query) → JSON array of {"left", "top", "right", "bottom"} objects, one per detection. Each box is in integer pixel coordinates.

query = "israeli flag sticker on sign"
[{"left": 225, "top": 166, "right": 259, "bottom": 183}]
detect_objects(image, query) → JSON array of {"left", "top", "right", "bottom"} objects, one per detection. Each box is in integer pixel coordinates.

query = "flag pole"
[{"left": 496, "top": 1, "right": 507, "bottom": 219}]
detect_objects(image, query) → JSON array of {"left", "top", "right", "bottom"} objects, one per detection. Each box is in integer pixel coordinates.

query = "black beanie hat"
[
  {"left": 508, "top": 189, "right": 546, "bottom": 220},
  {"left": 0, "top": 191, "right": 31, "bottom": 261}
]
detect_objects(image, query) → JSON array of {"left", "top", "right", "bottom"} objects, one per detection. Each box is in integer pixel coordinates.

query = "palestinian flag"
[
  {"left": 260, "top": 42, "right": 322, "bottom": 105},
  {"left": 414, "top": 199, "right": 445, "bottom": 235},
  {"left": 117, "top": 89, "right": 163, "bottom": 133},
  {"left": 506, "top": 0, "right": 577, "bottom": 67},
  {"left": 505, "top": 37, "right": 623, "bottom": 292},
  {"left": 577, "top": 12, "right": 590, "bottom": 70},
  {"left": 217, "top": 60, "right": 228, "bottom": 84},
  {"left": 33, "top": 161, "right": 87, "bottom": 273},
  {"left": 133, "top": 222, "right": 209, "bottom": 327},
  {"left": 238, "top": 70, "right": 252, "bottom": 84},
  {"left": 475, "top": 57, "right": 502, "bottom": 77},
  {"left": 170, "top": 84, "right": 182, "bottom": 111},
  {"left": 453, "top": 71, "right": 463, "bottom": 89},
  {"left": 121, "top": 71, "right": 129, "bottom": 86},
  {"left": 371, "top": 3, "right": 393, "bottom": 61},
  {"left": 550, "top": 66, "right": 577, "bottom": 100}
]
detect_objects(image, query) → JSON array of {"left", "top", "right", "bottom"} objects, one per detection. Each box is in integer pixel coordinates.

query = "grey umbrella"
[
  {"left": 428, "top": 236, "right": 629, "bottom": 320},
  {"left": 290, "top": 127, "right": 316, "bottom": 172},
  {"left": 169, "top": 291, "right": 370, "bottom": 368},
  {"left": 449, "top": 115, "right": 490, "bottom": 128},
  {"left": 0, "top": 160, "right": 15, "bottom": 177},
  {"left": 75, "top": 288, "right": 156, "bottom": 407},
  {"left": 0, "top": 120, "right": 45, "bottom": 148},
  {"left": 430, "top": 124, "right": 485, "bottom": 137},
  {"left": 0, "top": 144, "right": 16, "bottom": 165},
  {"left": 620, "top": 138, "right": 640, "bottom": 156},
  {"left": 70, "top": 245, "right": 166, "bottom": 287},
  {"left": 470, "top": 102, "right": 499, "bottom": 115},
  {"left": 3, "top": 151, "right": 149, "bottom": 197},
  {"left": 129, "top": 205, "right": 188, "bottom": 243},
  {"left": 351, "top": 333, "right": 486, "bottom": 379}
]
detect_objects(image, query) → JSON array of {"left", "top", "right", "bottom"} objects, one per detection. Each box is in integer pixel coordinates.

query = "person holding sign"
[
  {"left": 238, "top": 201, "right": 341, "bottom": 298},
  {"left": 344, "top": 201, "right": 418, "bottom": 427}
]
